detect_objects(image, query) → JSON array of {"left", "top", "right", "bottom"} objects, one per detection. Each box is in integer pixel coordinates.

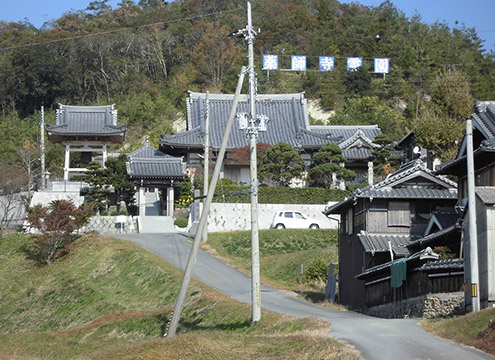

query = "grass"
[
  {"left": 0, "top": 233, "right": 358, "bottom": 359},
  {"left": 421, "top": 307, "right": 495, "bottom": 356},
  {"left": 203, "top": 229, "right": 340, "bottom": 303}
]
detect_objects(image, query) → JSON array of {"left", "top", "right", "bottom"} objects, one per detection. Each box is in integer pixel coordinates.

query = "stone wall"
[
  {"left": 362, "top": 292, "right": 465, "bottom": 319},
  {"left": 199, "top": 203, "right": 339, "bottom": 232},
  {"left": 80, "top": 216, "right": 137, "bottom": 234}
]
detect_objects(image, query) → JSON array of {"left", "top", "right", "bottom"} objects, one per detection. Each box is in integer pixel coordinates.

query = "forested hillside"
[{"left": 1, "top": 0, "right": 494, "bottom": 186}]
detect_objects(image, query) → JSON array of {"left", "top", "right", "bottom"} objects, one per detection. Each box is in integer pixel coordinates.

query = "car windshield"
[{"left": 295, "top": 212, "right": 305, "bottom": 219}]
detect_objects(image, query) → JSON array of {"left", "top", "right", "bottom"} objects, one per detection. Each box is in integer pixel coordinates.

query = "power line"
[{"left": 0, "top": 7, "right": 242, "bottom": 52}]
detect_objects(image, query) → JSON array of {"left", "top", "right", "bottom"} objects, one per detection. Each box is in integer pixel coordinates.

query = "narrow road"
[{"left": 114, "top": 233, "right": 493, "bottom": 360}]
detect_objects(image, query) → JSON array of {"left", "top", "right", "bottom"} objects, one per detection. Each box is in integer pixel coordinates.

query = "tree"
[
  {"left": 26, "top": 200, "right": 89, "bottom": 265},
  {"left": 105, "top": 155, "right": 136, "bottom": 212},
  {"left": 15, "top": 140, "right": 39, "bottom": 195},
  {"left": 83, "top": 162, "right": 112, "bottom": 213},
  {"left": 259, "top": 143, "right": 305, "bottom": 187},
  {"left": 344, "top": 66, "right": 372, "bottom": 96},
  {"left": 0, "top": 165, "right": 29, "bottom": 235},
  {"left": 331, "top": 96, "right": 408, "bottom": 139},
  {"left": 371, "top": 134, "right": 400, "bottom": 181},
  {"left": 190, "top": 21, "right": 244, "bottom": 91},
  {"left": 415, "top": 67, "right": 474, "bottom": 162},
  {"left": 83, "top": 156, "right": 135, "bottom": 214},
  {"left": 308, "top": 143, "right": 355, "bottom": 189},
  {"left": 226, "top": 143, "right": 271, "bottom": 166}
]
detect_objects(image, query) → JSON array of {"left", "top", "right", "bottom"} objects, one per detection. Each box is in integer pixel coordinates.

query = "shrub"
[
  {"left": 174, "top": 217, "right": 188, "bottom": 228},
  {"left": 305, "top": 259, "right": 328, "bottom": 282},
  {"left": 25, "top": 200, "right": 89, "bottom": 266}
]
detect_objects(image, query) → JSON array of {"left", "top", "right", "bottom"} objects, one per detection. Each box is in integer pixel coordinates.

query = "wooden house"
[
  {"left": 436, "top": 101, "right": 495, "bottom": 310},
  {"left": 324, "top": 160, "right": 459, "bottom": 309}
]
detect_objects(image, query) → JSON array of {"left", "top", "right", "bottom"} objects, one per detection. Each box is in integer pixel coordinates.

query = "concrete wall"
[{"left": 200, "top": 203, "right": 339, "bottom": 232}]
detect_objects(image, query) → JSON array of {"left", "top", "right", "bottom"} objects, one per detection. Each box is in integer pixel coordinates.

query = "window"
[
  {"left": 388, "top": 201, "right": 410, "bottom": 227},
  {"left": 345, "top": 208, "right": 353, "bottom": 234},
  {"left": 284, "top": 212, "right": 293, "bottom": 218},
  {"left": 295, "top": 212, "right": 305, "bottom": 219}
]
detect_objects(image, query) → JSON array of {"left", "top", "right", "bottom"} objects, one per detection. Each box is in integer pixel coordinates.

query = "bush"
[
  {"left": 118, "top": 209, "right": 128, "bottom": 216},
  {"left": 211, "top": 185, "right": 349, "bottom": 204},
  {"left": 174, "top": 217, "right": 188, "bottom": 228},
  {"left": 305, "top": 259, "right": 328, "bottom": 282},
  {"left": 25, "top": 200, "right": 89, "bottom": 266}
]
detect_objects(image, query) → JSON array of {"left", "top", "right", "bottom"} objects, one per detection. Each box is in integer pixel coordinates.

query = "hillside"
[
  {"left": 0, "top": 233, "right": 358, "bottom": 359},
  {"left": 204, "top": 229, "right": 339, "bottom": 302},
  {"left": 1, "top": 0, "right": 494, "bottom": 184}
]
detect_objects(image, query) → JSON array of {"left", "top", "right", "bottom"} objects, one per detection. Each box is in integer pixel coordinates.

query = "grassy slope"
[
  {"left": 0, "top": 234, "right": 358, "bottom": 359},
  {"left": 204, "top": 229, "right": 339, "bottom": 292},
  {"left": 204, "top": 229, "right": 495, "bottom": 356},
  {"left": 422, "top": 307, "right": 495, "bottom": 356}
]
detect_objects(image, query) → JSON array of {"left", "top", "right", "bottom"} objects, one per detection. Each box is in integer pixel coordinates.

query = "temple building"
[
  {"left": 159, "top": 92, "right": 382, "bottom": 187},
  {"left": 46, "top": 104, "right": 126, "bottom": 181}
]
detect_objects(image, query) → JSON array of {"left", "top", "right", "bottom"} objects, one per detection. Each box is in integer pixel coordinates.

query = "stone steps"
[{"left": 138, "top": 216, "right": 175, "bottom": 233}]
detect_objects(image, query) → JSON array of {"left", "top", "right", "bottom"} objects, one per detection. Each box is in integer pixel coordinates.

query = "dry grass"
[
  {"left": 421, "top": 307, "right": 495, "bottom": 356},
  {"left": 0, "top": 234, "right": 359, "bottom": 360}
]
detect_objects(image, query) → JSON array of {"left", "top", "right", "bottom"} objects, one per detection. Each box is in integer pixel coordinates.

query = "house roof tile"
[{"left": 324, "top": 160, "right": 457, "bottom": 215}]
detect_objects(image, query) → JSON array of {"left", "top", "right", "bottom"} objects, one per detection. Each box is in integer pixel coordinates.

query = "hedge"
[{"left": 204, "top": 184, "right": 349, "bottom": 204}]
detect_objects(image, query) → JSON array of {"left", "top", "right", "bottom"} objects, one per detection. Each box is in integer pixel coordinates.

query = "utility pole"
[
  {"left": 466, "top": 118, "right": 480, "bottom": 312},
  {"left": 40, "top": 106, "right": 45, "bottom": 190},
  {"left": 243, "top": 0, "right": 262, "bottom": 324},
  {"left": 203, "top": 91, "right": 210, "bottom": 242},
  {"left": 167, "top": 67, "right": 246, "bottom": 338}
]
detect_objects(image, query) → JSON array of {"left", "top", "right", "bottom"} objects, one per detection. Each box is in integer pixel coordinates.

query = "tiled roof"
[
  {"left": 358, "top": 231, "right": 416, "bottom": 254},
  {"left": 337, "top": 128, "right": 379, "bottom": 150},
  {"left": 430, "top": 211, "right": 460, "bottom": 230},
  {"left": 46, "top": 104, "right": 126, "bottom": 136},
  {"left": 407, "top": 223, "right": 460, "bottom": 249},
  {"left": 127, "top": 140, "right": 186, "bottom": 179},
  {"left": 127, "top": 160, "right": 185, "bottom": 179},
  {"left": 472, "top": 101, "right": 495, "bottom": 140},
  {"left": 311, "top": 125, "right": 382, "bottom": 142},
  {"left": 476, "top": 186, "right": 495, "bottom": 205},
  {"left": 342, "top": 147, "right": 373, "bottom": 160},
  {"left": 372, "top": 159, "right": 457, "bottom": 189},
  {"left": 415, "top": 258, "right": 464, "bottom": 272},
  {"left": 436, "top": 101, "right": 495, "bottom": 174},
  {"left": 159, "top": 92, "right": 381, "bottom": 158},
  {"left": 364, "top": 187, "right": 456, "bottom": 199},
  {"left": 356, "top": 247, "right": 440, "bottom": 279},
  {"left": 324, "top": 160, "right": 457, "bottom": 215}
]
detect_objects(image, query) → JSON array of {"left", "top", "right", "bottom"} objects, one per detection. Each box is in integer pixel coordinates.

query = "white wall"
[{"left": 201, "top": 203, "right": 339, "bottom": 232}]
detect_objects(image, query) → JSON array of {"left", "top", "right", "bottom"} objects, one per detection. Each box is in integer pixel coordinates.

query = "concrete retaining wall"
[
  {"left": 363, "top": 292, "right": 465, "bottom": 319},
  {"left": 200, "top": 203, "right": 339, "bottom": 232},
  {"left": 81, "top": 216, "right": 137, "bottom": 234}
]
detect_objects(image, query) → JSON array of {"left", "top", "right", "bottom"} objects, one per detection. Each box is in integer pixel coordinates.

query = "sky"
[{"left": 1, "top": 0, "right": 494, "bottom": 53}]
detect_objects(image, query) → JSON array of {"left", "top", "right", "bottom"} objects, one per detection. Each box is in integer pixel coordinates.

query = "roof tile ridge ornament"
[{"left": 338, "top": 128, "right": 379, "bottom": 150}]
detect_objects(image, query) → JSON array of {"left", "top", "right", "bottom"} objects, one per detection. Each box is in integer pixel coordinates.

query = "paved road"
[{"left": 114, "top": 233, "right": 494, "bottom": 360}]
